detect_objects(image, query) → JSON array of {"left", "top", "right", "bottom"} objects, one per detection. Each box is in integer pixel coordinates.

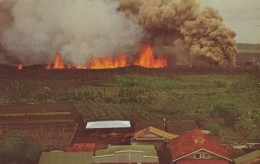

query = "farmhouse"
[
  {"left": 92, "top": 145, "right": 159, "bottom": 164},
  {"left": 0, "top": 103, "right": 80, "bottom": 151},
  {"left": 132, "top": 126, "right": 178, "bottom": 150},
  {"left": 169, "top": 129, "right": 232, "bottom": 164}
]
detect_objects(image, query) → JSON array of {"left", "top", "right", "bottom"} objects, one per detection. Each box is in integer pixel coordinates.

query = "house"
[
  {"left": 233, "top": 150, "right": 260, "bottom": 164},
  {"left": 135, "top": 120, "right": 198, "bottom": 135},
  {"left": 132, "top": 126, "right": 178, "bottom": 149},
  {"left": 39, "top": 152, "right": 93, "bottom": 164},
  {"left": 92, "top": 145, "right": 159, "bottom": 164},
  {"left": 76, "top": 120, "right": 134, "bottom": 144},
  {"left": 169, "top": 129, "right": 232, "bottom": 164},
  {"left": 72, "top": 120, "right": 135, "bottom": 145}
]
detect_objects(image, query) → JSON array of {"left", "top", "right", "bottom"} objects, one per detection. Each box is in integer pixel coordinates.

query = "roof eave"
[{"left": 171, "top": 148, "right": 233, "bottom": 162}]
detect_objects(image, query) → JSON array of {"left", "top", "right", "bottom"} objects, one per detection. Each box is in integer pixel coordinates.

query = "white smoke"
[{"left": 0, "top": 0, "right": 142, "bottom": 65}]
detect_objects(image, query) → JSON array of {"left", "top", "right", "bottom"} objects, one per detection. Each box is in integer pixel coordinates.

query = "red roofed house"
[{"left": 169, "top": 129, "right": 232, "bottom": 164}]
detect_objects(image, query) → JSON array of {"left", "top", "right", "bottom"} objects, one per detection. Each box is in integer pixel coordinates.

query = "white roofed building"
[
  {"left": 86, "top": 120, "right": 131, "bottom": 129},
  {"left": 73, "top": 120, "right": 134, "bottom": 145}
]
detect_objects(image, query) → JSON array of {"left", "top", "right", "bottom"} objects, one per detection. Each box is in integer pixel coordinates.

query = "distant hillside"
[
  {"left": 237, "top": 43, "right": 260, "bottom": 53},
  {"left": 237, "top": 43, "right": 260, "bottom": 50}
]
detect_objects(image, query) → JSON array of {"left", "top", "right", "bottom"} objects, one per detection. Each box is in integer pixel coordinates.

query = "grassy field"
[{"left": 0, "top": 67, "right": 259, "bottom": 141}]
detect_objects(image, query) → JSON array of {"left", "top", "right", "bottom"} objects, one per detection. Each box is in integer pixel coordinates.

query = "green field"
[{"left": 0, "top": 68, "right": 259, "bottom": 142}]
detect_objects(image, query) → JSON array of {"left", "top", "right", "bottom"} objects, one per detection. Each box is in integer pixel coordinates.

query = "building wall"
[
  {"left": 244, "top": 158, "right": 260, "bottom": 164},
  {"left": 132, "top": 141, "right": 163, "bottom": 150},
  {"left": 173, "top": 150, "right": 231, "bottom": 164},
  {"left": 183, "top": 150, "right": 223, "bottom": 160},
  {"left": 175, "top": 159, "right": 230, "bottom": 164}
]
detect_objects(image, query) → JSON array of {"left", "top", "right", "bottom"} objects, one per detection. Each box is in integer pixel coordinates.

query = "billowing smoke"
[
  {"left": 0, "top": 0, "right": 237, "bottom": 67},
  {"left": 0, "top": 0, "right": 142, "bottom": 65},
  {"left": 118, "top": 0, "right": 237, "bottom": 67}
]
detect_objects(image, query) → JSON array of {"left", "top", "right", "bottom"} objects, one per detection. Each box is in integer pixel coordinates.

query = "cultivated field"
[{"left": 0, "top": 65, "right": 259, "bottom": 142}]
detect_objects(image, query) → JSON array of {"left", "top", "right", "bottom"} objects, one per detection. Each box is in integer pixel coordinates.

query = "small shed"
[
  {"left": 82, "top": 120, "right": 134, "bottom": 144},
  {"left": 92, "top": 145, "right": 159, "bottom": 164},
  {"left": 234, "top": 150, "right": 260, "bottom": 164}
]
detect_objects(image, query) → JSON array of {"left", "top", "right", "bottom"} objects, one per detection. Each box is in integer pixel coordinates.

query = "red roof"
[
  {"left": 169, "top": 129, "right": 232, "bottom": 162},
  {"left": 64, "top": 143, "right": 103, "bottom": 152}
]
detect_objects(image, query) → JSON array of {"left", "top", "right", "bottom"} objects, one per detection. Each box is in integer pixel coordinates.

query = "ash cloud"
[
  {"left": 0, "top": 0, "right": 142, "bottom": 65},
  {"left": 118, "top": 0, "right": 237, "bottom": 67},
  {"left": 0, "top": 0, "right": 237, "bottom": 67}
]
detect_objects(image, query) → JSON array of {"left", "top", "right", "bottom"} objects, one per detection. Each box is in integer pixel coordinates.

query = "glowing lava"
[
  {"left": 88, "top": 54, "right": 127, "bottom": 69},
  {"left": 46, "top": 52, "right": 71, "bottom": 69},
  {"left": 18, "top": 64, "right": 23, "bottom": 70},
  {"left": 45, "top": 45, "right": 167, "bottom": 69},
  {"left": 134, "top": 45, "right": 167, "bottom": 68}
]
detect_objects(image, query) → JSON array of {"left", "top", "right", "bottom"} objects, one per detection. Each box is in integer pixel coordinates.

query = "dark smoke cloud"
[
  {"left": 0, "top": 0, "right": 237, "bottom": 67},
  {"left": 117, "top": 0, "right": 237, "bottom": 67}
]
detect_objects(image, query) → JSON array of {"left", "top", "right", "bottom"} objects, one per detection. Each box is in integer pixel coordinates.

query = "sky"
[{"left": 199, "top": 0, "right": 260, "bottom": 44}]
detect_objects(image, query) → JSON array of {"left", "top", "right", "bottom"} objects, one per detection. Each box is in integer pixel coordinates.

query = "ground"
[{"left": 0, "top": 65, "right": 259, "bottom": 142}]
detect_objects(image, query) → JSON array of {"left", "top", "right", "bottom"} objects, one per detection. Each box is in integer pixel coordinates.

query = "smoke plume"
[
  {"left": 118, "top": 0, "right": 237, "bottom": 67},
  {"left": 0, "top": 0, "right": 237, "bottom": 67},
  {"left": 0, "top": 0, "right": 142, "bottom": 65}
]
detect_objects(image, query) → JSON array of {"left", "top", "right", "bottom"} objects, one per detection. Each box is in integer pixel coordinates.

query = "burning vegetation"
[{"left": 46, "top": 45, "right": 167, "bottom": 69}]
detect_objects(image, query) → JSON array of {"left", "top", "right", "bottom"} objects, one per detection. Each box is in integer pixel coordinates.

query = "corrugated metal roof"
[
  {"left": 94, "top": 145, "right": 157, "bottom": 157},
  {"left": 133, "top": 126, "right": 178, "bottom": 140},
  {"left": 39, "top": 152, "right": 93, "bottom": 164},
  {"left": 86, "top": 120, "right": 131, "bottom": 129}
]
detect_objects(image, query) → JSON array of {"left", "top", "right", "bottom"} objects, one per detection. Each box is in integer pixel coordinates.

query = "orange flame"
[
  {"left": 18, "top": 64, "right": 23, "bottom": 70},
  {"left": 46, "top": 52, "right": 72, "bottom": 69},
  {"left": 134, "top": 45, "right": 167, "bottom": 68},
  {"left": 88, "top": 53, "right": 127, "bottom": 69},
  {"left": 46, "top": 45, "right": 167, "bottom": 69},
  {"left": 53, "top": 52, "right": 64, "bottom": 69},
  {"left": 75, "top": 65, "right": 87, "bottom": 69}
]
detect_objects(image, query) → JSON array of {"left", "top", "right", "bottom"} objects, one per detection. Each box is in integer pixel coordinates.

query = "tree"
[
  {"left": 0, "top": 133, "right": 42, "bottom": 164},
  {"left": 235, "top": 110, "right": 260, "bottom": 141},
  {"left": 211, "top": 101, "right": 241, "bottom": 127},
  {"left": 203, "top": 122, "right": 222, "bottom": 136}
]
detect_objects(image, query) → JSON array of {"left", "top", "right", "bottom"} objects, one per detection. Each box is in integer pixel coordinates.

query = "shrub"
[
  {"left": 203, "top": 122, "right": 222, "bottom": 136},
  {"left": 0, "top": 133, "right": 42, "bottom": 164}
]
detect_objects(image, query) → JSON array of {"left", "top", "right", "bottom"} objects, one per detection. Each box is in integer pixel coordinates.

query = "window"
[
  {"left": 203, "top": 153, "right": 210, "bottom": 159},
  {"left": 194, "top": 153, "right": 201, "bottom": 159}
]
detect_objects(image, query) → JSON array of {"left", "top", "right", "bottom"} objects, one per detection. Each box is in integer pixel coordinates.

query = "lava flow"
[
  {"left": 134, "top": 45, "right": 167, "bottom": 68},
  {"left": 88, "top": 53, "right": 127, "bottom": 69},
  {"left": 46, "top": 45, "right": 167, "bottom": 69},
  {"left": 18, "top": 64, "right": 23, "bottom": 70},
  {"left": 46, "top": 52, "right": 72, "bottom": 69}
]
